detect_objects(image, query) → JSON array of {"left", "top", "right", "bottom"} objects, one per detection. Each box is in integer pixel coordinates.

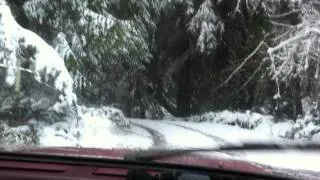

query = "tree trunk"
[
  {"left": 176, "top": 59, "right": 191, "bottom": 117},
  {"left": 293, "top": 78, "right": 302, "bottom": 120}
]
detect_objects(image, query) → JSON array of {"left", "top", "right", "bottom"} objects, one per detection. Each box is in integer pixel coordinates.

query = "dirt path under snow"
[
  {"left": 131, "top": 123, "right": 167, "bottom": 148},
  {"left": 165, "top": 122, "right": 229, "bottom": 145}
]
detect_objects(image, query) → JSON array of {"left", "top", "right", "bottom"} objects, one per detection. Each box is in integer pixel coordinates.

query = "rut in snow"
[
  {"left": 165, "top": 122, "right": 242, "bottom": 157},
  {"left": 166, "top": 122, "right": 229, "bottom": 145},
  {"left": 131, "top": 123, "right": 167, "bottom": 148}
]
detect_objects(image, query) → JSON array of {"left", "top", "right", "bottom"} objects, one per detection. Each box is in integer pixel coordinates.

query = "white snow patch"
[
  {"left": 186, "top": 110, "right": 274, "bottom": 130},
  {"left": 312, "top": 133, "right": 320, "bottom": 141},
  {"left": 245, "top": 150, "right": 320, "bottom": 171},
  {"left": 38, "top": 107, "right": 152, "bottom": 149},
  {"left": 271, "top": 121, "right": 294, "bottom": 138},
  {"left": 132, "top": 119, "right": 219, "bottom": 149},
  {"left": 169, "top": 121, "right": 274, "bottom": 144}
]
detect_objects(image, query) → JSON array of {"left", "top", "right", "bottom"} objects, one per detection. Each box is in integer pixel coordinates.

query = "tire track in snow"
[
  {"left": 166, "top": 122, "right": 229, "bottom": 145},
  {"left": 131, "top": 123, "right": 167, "bottom": 148},
  {"left": 166, "top": 122, "right": 243, "bottom": 157}
]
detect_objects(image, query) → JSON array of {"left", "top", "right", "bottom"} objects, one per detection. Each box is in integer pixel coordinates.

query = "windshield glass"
[{"left": 0, "top": 0, "right": 320, "bottom": 173}]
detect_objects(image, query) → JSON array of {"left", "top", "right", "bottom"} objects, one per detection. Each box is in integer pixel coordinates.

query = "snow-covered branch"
[{"left": 263, "top": 1, "right": 320, "bottom": 101}]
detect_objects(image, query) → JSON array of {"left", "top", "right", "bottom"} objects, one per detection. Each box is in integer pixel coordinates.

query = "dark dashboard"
[{"left": 0, "top": 151, "right": 294, "bottom": 180}]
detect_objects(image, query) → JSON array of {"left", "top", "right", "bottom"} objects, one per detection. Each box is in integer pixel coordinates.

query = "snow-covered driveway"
[
  {"left": 39, "top": 116, "right": 320, "bottom": 172},
  {"left": 129, "top": 119, "right": 320, "bottom": 172},
  {"left": 131, "top": 119, "right": 225, "bottom": 149},
  {"left": 130, "top": 118, "right": 280, "bottom": 148}
]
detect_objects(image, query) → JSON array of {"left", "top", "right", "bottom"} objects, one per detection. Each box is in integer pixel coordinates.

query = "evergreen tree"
[{"left": 7, "top": 0, "right": 320, "bottom": 119}]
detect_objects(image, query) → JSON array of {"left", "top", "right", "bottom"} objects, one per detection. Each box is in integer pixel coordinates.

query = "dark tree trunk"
[
  {"left": 176, "top": 59, "right": 191, "bottom": 117},
  {"left": 293, "top": 78, "right": 302, "bottom": 120}
]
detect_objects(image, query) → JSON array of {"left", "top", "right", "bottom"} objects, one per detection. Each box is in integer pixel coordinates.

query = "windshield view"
[{"left": 1, "top": 0, "right": 320, "bottom": 178}]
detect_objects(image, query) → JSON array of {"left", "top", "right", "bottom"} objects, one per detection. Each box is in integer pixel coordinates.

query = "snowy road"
[
  {"left": 40, "top": 116, "right": 320, "bottom": 172},
  {"left": 128, "top": 119, "right": 320, "bottom": 173},
  {"left": 131, "top": 119, "right": 223, "bottom": 149},
  {"left": 129, "top": 118, "right": 275, "bottom": 149},
  {"left": 165, "top": 122, "right": 229, "bottom": 145},
  {"left": 130, "top": 122, "right": 167, "bottom": 148}
]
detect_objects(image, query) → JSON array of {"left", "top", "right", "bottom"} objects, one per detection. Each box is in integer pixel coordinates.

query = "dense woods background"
[{"left": 5, "top": 0, "right": 320, "bottom": 122}]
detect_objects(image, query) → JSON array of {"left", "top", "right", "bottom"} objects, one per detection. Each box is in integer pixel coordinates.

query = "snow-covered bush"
[
  {"left": 34, "top": 105, "right": 143, "bottom": 148},
  {"left": 0, "top": 0, "right": 76, "bottom": 125},
  {"left": 0, "top": 105, "right": 131, "bottom": 147},
  {"left": 187, "top": 110, "right": 274, "bottom": 129},
  {"left": 289, "top": 113, "right": 320, "bottom": 140},
  {"left": 271, "top": 121, "right": 295, "bottom": 139},
  {"left": 145, "top": 103, "right": 174, "bottom": 120},
  {"left": 186, "top": 109, "right": 320, "bottom": 140},
  {"left": 0, "top": 121, "right": 38, "bottom": 144},
  {"left": 79, "top": 106, "right": 130, "bottom": 128}
]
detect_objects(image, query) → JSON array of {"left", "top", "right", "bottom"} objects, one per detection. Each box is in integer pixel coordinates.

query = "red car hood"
[{"left": 1, "top": 145, "right": 320, "bottom": 179}]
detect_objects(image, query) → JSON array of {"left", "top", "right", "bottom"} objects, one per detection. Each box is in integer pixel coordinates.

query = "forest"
[{"left": 1, "top": 0, "right": 320, "bottom": 127}]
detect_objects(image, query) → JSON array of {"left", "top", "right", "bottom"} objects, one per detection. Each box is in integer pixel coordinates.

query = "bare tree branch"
[
  {"left": 164, "top": 41, "right": 193, "bottom": 80},
  {"left": 238, "top": 58, "right": 267, "bottom": 91},
  {"left": 234, "top": 0, "right": 242, "bottom": 13}
]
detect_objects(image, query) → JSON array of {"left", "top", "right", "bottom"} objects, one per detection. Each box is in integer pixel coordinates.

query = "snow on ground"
[
  {"left": 27, "top": 109, "right": 320, "bottom": 172},
  {"left": 164, "top": 119, "right": 320, "bottom": 172},
  {"left": 130, "top": 117, "right": 320, "bottom": 172},
  {"left": 188, "top": 110, "right": 320, "bottom": 140},
  {"left": 271, "top": 121, "right": 295, "bottom": 138},
  {"left": 169, "top": 120, "right": 294, "bottom": 143},
  {"left": 169, "top": 121, "right": 274, "bottom": 144},
  {"left": 163, "top": 120, "right": 320, "bottom": 172},
  {"left": 244, "top": 150, "right": 320, "bottom": 172},
  {"left": 132, "top": 119, "right": 219, "bottom": 149},
  {"left": 165, "top": 109, "right": 296, "bottom": 144},
  {"left": 184, "top": 110, "right": 274, "bottom": 128},
  {"left": 37, "top": 109, "right": 152, "bottom": 149},
  {"left": 34, "top": 106, "right": 296, "bottom": 151}
]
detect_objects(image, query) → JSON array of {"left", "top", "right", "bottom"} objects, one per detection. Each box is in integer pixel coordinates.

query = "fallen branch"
[
  {"left": 269, "top": 10, "right": 300, "bottom": 19},
  {"left": 217, "top": 41, "right": 268, "bottom": 89},
  {"left": 165, "top": 42, "right": 193, "bottom": 78},
  {"left": 238, "top": 58, "right": 267, "bottom": 91},
  {"left": 234, "top": 0, "right": 242, "bottom": 13},
  {"left": 0, "top": 63, "right": 34, "bottom": 74},
  {"left": 270, "top": 21, "right": 295, "bottom": 29}
]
